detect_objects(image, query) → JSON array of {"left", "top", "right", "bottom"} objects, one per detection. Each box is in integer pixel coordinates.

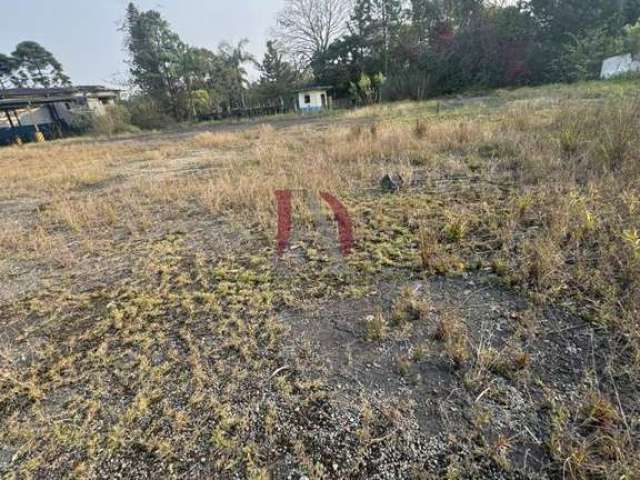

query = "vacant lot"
[{"left": 1, "top": 79, "right": 639, "bottom": 479}]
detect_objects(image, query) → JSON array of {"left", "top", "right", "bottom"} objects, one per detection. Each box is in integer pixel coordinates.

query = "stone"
[{"left": 380, "top": 173, "right": 404, "bottom": 193}]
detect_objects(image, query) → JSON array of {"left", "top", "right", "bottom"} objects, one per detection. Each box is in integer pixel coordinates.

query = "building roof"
[
  {"left": 0, "top": 85, "right": 120, "bottom": 99},
  {"left": 294, "top": 85, "right": 333, "bottom": 93},
  {"left": 0, "top": 85, "right": 120, "bottom": 111}
]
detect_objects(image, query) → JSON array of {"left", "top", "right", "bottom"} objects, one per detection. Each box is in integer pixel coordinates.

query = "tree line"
[
  {"left": 122, "top": 0, "right": 640, "bottom": 124},
  {"left": 121, "top": 3, "right": 309, "bottom": 126},
  {"left": 303, "top": 0, "right": 640, "bottom": 101},
  {"left": 3, "top": 1, "right": 640, "bottom": 128}
]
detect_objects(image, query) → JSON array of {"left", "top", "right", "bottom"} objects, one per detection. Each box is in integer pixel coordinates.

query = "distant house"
[
  {"left": 601, "top": 53, "right": 640, "bottom": 79},
  {"left": 0, "top": 85, "right": 120, "bottom": 145},
  {"left": 296, "top": 86, "right": 332, "bottom": 112}
]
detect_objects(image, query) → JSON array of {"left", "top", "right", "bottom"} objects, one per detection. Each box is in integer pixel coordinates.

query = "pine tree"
[
  {"left": 11, "top": 41, "right": 70, "bottom": 88},
  {"left": 374, "top": 0, "right": 403, "bottom": 76},
  {"left": 349, "top": 0, "right": 403, "bottom": 75},
  {"left": 122, "top": 3, "right": 188, "bottom": 118},
  {"left": 259, "top": 40, "right": 298, "bottom": 104}
]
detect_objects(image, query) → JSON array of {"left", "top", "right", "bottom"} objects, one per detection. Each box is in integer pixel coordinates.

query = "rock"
[{"left": 380, "top": 173, "right": 404, "bottom": 193}]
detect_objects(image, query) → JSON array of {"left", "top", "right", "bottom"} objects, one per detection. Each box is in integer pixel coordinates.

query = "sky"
[{"left": 0, "top": 0, "right": 284, "bottom": 87}]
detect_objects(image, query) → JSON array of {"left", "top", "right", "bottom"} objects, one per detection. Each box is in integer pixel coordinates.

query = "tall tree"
[
  {"left": 374, "top": 0, "right": 404, "bottom": 76},
  {"left": 123, "top": 3, "right": 256, "bottom": 119},
  {"left": 409, "top": 0, "right": 446, "bottom": 44},
  {"left": 123, "top": 3, "right": 191, "bottom": 118},
  {"left": 216, "top": 40, "right": 255, "bottom": 109},
  {"left": 10, "top": 41, "right": 70, "bottom": 88},
  {"left": 258, "top": 41, "right": 299, "bottom": 104},
  {"left": 347, "top": 0, "right": 403, "bottom": 75},
  {"left": 274, "top": 0, "right": 352, "bottom": 67}
]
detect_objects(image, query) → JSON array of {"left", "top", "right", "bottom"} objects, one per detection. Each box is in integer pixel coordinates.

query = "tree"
[
  {"left": 557, "top": 27, "right": 624, "bottom": 81},
  {"left": 524, "top": 0, "right": 636, "bottom": 80},
  {"left": 274, "top": 0, "right": 352, "bottom": 67},
  {"left": 122, "top": 3, "right": 187, "bottom": 118},
  {"left": 349, "top": 72, "right": 385, "bottom": 104},
  {"left": 373, "top": 0, "right": 404, "bottom": 76},
  {"left": 625, "top": 19, "right": 640, "bottom": 53},
  {"left": 344, "top": 0, "right": 403, "bottom": 76},
  {"left": 409, "top": 0, "right": 447, "bottom": 44},
  {"left": 0, "top": 53, "right": 16, "bottom": 88},
  {"left": 10, "top": 41, "right": 70, "bottom": 88},
  {"left": 258, "top": 40, "right": 299, "bottom": 104},
  {"left": 216, "top": 40, "right": 255, "bottom": 110},
  {"left": 311, "top": 35, "right": 364, "bottom": 95}
]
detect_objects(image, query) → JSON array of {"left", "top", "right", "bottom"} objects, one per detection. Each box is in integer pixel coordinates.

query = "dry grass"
[
  {"left": 191, "top": 130, "right": 245, "bottom": 149},
  {"left": 1, "top": 79, "right": 640, "bottom": 478}
]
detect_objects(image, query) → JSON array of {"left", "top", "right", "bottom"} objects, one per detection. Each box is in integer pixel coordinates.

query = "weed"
[
  {"left": 414, "top": 118, "right": 428, "bottom": 139},
  {"left": 442, "top": 210, "right": 469, "bottom": 243},
  {"left": 364, "top": 310, "right": 388, "bottom": 342},
  {"left": 434, "top": 311, "right": 470, "bottom": 369},
  {"left": 391, "top": 287, "right": 428, "bottom": 325},
  {"left": 396, "top": 356, "right": 412, "bottom": 377}
]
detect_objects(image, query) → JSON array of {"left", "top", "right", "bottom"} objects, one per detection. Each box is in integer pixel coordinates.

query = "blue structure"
[{"left": 0, "top": 86, "right": 119, "bottom": 145}]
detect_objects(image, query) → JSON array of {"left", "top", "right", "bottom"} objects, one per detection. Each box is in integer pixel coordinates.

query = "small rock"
[{"left": 380, "top": 174, "right": 404, "bottom": 193}]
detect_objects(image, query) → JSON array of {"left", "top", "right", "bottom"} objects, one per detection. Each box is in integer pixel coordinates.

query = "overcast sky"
[{"left": 0, "top": 0, "right": 284, "bottom": 87}]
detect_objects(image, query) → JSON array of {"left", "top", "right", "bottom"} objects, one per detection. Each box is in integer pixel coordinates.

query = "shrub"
[
  {"left": 127, "top": 96, "right": 175, "bottom": 130},
  {"left": 556, "top": 28, "right": 624, "bottom": 82},
  {"left": 90, "top": 104, "right": 137, "bottom": 137}
]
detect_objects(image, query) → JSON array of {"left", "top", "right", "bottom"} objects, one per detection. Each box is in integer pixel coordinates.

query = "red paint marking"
[
  {"left": 320, "top": 192, "right": 354, "bottom": 255},
  {"left": 275, "top": 190, "right": 293, "bottom": 256}
]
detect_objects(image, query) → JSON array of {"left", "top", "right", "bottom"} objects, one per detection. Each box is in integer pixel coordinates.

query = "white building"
[
  {"left": 297, "top": 86, "right": 332, "bottom": 112},
  {"left": 0, "top": 86, "right": 119, "bottom": 144},
  {"left": 601, "top": 53, "right": 640, "bottom": 79}
]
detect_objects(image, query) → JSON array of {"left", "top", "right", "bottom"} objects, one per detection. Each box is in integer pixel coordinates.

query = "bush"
[
  {"left": 556, "top": 28, "right": 624, "bottom": 82},
  {"left": 90, "top": 104, "right": 138, "bottom": 137},
  {"left": 127, "top": 96, "right": 175, "bottom": 130}
]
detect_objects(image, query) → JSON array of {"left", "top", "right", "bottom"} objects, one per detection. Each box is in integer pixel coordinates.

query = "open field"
[{"left": 1, "top": 79, "right": 639, "bottom": 479}]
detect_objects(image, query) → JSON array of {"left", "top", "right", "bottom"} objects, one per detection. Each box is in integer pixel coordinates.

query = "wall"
[
  {"left": 298, "top": 90, "right": 328, "bottom": 112},
  {"left": 0, "top": 107, "right": 54, "bottom": 128},
  {"left": 15, "top": 106, "right": 54, "bottom": 127},
  {"left": 601, "top": 53, "right": 640, "bottom": 79}
]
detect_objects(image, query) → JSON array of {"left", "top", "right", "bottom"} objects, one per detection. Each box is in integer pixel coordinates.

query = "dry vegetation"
[{"left": 1, "top": 79, "right": 639, "bottom": 479}]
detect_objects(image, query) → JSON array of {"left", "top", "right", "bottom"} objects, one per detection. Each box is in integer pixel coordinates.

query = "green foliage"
[
  {"left": 114, "top": 1, "right": 640, "bottom": 124},
  {"left": 257, "top": 40, "right": 298, "bottom": 104},
  {"left": 557, "top": 28, "right": 624, "bottom": 82},
  {"left": 624, "top": 19, "right": 640, "bottom": 53},
  {"left": 90, "top": 104, "right": 138, "bottom": 137},
  {"left": 311, "top": 0, "right": 640, "bottom": 100},
  {"left": 122, "top": 3, "right": 254, "bottom": 121},
  {"left": 126, "top": 95, "right": 175, "bottom": 130},
  {"left": 191, "top": 89, "right": 211, "bottom": 116},
  {"left": 123, "top": 4, "right": 188, "bottom": 118},
  {"left": 0, "top": 41, "right": 70, "bottom": 88},
  {"left": 349, "top": 73, "right": 386, "bottom": 104}
]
